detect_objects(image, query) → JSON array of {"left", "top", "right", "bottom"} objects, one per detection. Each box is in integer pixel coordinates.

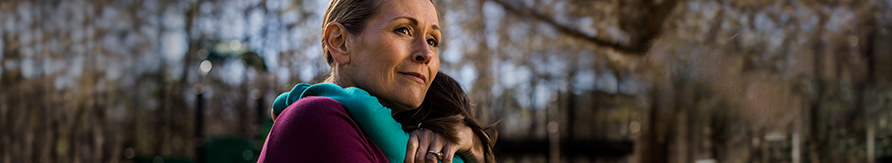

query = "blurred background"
[{"left": 1, "top": 0, "right": 891, "bottom": 163}]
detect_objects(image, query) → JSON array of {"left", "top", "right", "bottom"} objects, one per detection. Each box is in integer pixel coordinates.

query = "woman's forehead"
[{"left": 375, "top": 0, "right": 439, "bottom": 26}]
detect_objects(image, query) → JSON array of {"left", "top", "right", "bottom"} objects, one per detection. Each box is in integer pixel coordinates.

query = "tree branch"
[{"left": 489, "top": 0, "right": 640, "bottom": 55}]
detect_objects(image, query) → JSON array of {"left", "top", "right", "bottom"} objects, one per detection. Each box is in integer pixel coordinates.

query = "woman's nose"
[{"left": 411, "top": 39, "right": 434, "bottom": 64}]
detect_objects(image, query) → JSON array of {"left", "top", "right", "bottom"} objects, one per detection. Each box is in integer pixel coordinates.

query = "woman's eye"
[
  {"left": 396, "top": 27, "right": 410, "bottom": 35},
  {"left": 427, "top": 39, "right": 438, "bottom": 47}
]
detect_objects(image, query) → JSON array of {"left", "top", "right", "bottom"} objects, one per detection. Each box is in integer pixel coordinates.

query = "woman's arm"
[
  {"left": 314, "top": 85, "right": 465, "bottom": 163},
  {"left": 270, "top": 83, "right": 464, "bottom": 163},
  {"left": 456, "top": 126, "right": 485, "bottom": 163},
  {"left": 406, "top": 126, "right": 484, "bottom": 163},
  {"left": 258, "top": 96, "right": 387, "bottom": 163},
  {"left": 335, "top": 87, "right": 465, "bottom": 163}
]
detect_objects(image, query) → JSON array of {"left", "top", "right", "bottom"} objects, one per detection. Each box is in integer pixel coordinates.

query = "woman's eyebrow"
[
  {"left": 431, "top": 24, "right": 440, "bottom": 33},
  {"left": 392, "top": 17, "right": 419, "bottom": 26}
]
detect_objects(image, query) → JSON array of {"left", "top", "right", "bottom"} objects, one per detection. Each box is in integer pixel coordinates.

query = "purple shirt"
[{"left": 258, "top": 96, "right": 388, "bottom": 163}]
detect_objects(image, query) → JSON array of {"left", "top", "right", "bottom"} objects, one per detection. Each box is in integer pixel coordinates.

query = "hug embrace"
[{"left": 258, "top": 0, "right": 496, "bottom": 162}]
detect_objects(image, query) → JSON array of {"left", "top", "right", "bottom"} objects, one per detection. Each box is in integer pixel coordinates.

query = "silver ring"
[
  {"left": 428, "top": 150, "right": 443, "bottom": 160},
  {"left": 417, "top": 123, "right": 422, "bottom": 128}
]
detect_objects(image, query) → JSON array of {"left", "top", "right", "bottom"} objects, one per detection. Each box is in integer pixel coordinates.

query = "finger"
[
  {"left": 425, "top": 134, "right": 443, "bottom": 163},
  {"left": 441, "top": 142, "right": 459, "bottom": 163},
  {"left": 414, "top": 130, "right": 433, "bottom": 163},
  {"left": 406, "top": 131, "right": 420, "bottom": 163}
]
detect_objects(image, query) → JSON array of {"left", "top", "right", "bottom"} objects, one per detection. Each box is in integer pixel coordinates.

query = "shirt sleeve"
[
  {"left": 272, "top": 83, "right": 463, "bottom": 163},
  {"left": 258, "top": 96, "right": 387, "bottom": 163},
  {"left": 339, "top": 87, "right": 412, "bottom": 163},
  {"left": 336, "top": 87, "right": 464, "bottom": 163}
]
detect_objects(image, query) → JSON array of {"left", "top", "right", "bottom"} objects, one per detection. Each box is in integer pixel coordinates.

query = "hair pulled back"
[{"left": 321, "top": 0, "right": 383, "bottom": 66}]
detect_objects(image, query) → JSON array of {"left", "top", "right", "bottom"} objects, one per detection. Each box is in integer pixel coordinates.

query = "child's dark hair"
[{"left": 393, "top": 72, "right": 497, "bottom": 163}]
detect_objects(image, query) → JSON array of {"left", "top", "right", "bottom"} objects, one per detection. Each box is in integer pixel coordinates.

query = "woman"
[{"left": 258, "top": 0, "right": 490, "bottom": 162}]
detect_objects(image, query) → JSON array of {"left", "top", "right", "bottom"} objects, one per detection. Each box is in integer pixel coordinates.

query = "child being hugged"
[{"left": 270, "top": 73, "right": 496, "bottom": 163}]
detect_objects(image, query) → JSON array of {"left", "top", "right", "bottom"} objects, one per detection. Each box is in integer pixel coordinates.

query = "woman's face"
[{"left": 342, "top": 0, "right": 441, "bottom": 113}]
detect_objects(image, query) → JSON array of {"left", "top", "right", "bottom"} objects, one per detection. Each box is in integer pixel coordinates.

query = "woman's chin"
[
  {"left": 382, "top": 95, "right": 423, "bottom": 111},
  {"left": 383, "top": 84, "right": 427, "bottom": 110},
  {"left": 404, "top": 98, "right": 426, "bottom": 110},
  {"left": 397, "top": 87, "right": 426, "bottom": 101},
  {"left": 401, "top": 99, "right": 424, "bottom": 110}
]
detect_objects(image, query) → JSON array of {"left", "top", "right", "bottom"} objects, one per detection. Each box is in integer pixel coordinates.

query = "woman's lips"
[{"left": 399, "top": 72, "right": 426, "bottom": 84}]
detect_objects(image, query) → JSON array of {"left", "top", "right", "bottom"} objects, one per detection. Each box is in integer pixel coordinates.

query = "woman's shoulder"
[
  {"left": 299, "top": 83, "right": 385, "bottom": 110},
  {"left": 272, "top": 83, "right": 385, "bottom": 117},
  {"left": 301, "top": 83, "right": 373, "bottom": 99},
  {"left": 283, "top": 96, "right": 347, "bottom": 116},
  {"left": 272, "top": 83, "right": 313, "bottom": 116},
  {"left": 263, "top": 96, "right": 390, "bottom": 163}
]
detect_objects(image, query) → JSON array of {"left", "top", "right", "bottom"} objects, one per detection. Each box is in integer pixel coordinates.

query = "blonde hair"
[{"left": 321, "top": 0, "right": 383, "bottom": 67}]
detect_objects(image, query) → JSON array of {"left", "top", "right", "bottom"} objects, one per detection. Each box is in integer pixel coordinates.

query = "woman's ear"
[{"left": 324, "top": 22, "right": 350, "bottom": 64}]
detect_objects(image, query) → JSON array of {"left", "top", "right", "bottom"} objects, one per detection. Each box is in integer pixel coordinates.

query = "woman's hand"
[{"left": 406, "top": 126, "right": 485, "bottom": 163}]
